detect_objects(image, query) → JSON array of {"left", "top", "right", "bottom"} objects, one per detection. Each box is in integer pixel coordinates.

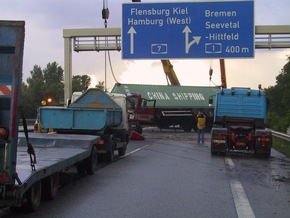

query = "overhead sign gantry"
[{"left": 122, "top": 0, "right": 254, "bottom": 59}]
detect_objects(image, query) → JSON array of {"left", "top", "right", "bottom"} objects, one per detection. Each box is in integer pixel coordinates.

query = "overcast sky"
[{"left": 1, "top": 0, "right": 290, "bottom": 91}]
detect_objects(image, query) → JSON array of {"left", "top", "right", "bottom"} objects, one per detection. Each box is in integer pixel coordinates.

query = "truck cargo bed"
[
  {"left": 16, "top": 132, "right": 100, "bottom": 187},
  {"left": 39, "top": 88, "right": 123, "bottom": 131},
  {"left": 39, "top": 107, "right": 122, "bottom": 130}
]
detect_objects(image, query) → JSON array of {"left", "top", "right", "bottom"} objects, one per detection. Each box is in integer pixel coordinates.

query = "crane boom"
[
  {"left": 161, "top": 60, "right": 181, "bottom": 86},
  {"left": 219, "top": 59, "right": 227, "bottom": 88}
]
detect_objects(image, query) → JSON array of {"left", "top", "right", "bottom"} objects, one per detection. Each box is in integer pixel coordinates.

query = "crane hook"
[
  {"left": 209, "top": 67, "right": 213, "bottom": 80},
  {"left": 102, "top": 0, "right": 109, "bottom": 28}
]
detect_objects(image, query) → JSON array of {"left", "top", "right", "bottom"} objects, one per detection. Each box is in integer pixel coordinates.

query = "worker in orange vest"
[{"left": 196, "top": 112, "right": 206, "bottom": 143}]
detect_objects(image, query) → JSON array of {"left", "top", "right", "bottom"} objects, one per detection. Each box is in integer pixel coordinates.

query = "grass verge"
[{"left": 272, "top": 137, "right": 290, "bottom": 158}]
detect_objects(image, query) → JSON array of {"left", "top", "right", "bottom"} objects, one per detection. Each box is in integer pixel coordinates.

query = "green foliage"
[
  {"left": 21, "top": 62, "right": 64, "bottom": 118},
  {"left": 272, "top": 137, "right": 290, "bottom": 157},
  {"left": 265, "top": 56, "right": 290, "bottom": 132},
  {"left": 21, "top": 62, "right": 98, "bottom": 118},
  {"left": 72, "top": 75, "right": 91, "bottom": 92},
  {"left": 95, "top": 81, "right": 105, "bottom": 90}
]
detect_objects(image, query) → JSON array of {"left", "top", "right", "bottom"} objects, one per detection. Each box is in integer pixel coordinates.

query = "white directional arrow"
[
  {"left": 127, "top": 27, "right": 136, "bottom": 54},
  {"left": 182, "top": 26, "right": 201, "bottom": 53}
]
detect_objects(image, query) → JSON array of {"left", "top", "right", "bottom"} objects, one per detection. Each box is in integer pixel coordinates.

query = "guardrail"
[
  {"left": 271, "top": 130, "right": 290, "bottom": 142},
  {"left": 18, "top": 125, "right": 34, "bottom": 132},
  {"left": 18, "top": 119, "right": 35, "bottom": 132},
  {"left": 18, "top": 122, "right": 290, "bottom": 141}
]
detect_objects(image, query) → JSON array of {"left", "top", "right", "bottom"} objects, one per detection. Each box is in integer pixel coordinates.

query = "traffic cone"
[{"left": 129, "top": 131, "right": 145, "bottom": 140}]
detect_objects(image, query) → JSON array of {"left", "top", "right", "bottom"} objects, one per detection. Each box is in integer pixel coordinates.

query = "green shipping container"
[{"left": 111, "top": 83, "right": 219, "bottom": 109}]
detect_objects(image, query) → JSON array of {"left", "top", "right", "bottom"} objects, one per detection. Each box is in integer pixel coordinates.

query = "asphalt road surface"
[{"left": 0, "top": 128, "right": 289, "bottom": 218}]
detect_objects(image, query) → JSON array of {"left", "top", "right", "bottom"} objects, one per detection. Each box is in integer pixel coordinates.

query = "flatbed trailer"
[
  {"left": 17, "top": 133, "right": 100, "bottom": 187},
  {"left": 1, "top": 132, "right": 100, "bottom": 210},
  {"left": 0, "top": 20, "right": 103, "bottom": 211}
]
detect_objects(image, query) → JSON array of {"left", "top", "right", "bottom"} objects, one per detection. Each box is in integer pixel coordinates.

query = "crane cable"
[
  {"left": 107, "top": 51, "right": 120, "bottom": 85},
  {"left": 102, "top": 0, "right": 119, "bottom": 90},
  {"left": 209, "top": 60, "right": 219, "bottom": 87}
]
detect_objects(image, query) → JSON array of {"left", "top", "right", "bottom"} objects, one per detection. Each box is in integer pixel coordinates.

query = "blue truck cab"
[
  {"left": 214, "top": 87, "right": 266, "bottom": 128},
  {"left": 211, "top": 87, "right": 272, "bottom": 157}
]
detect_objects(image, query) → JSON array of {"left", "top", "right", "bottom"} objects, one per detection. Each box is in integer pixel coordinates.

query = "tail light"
[
  {"left": 0, "top": 171, "right": 10, "bottom": 183},
  {"left": 247, "top": 133, "right": 253, "bottom": 141},
  {"left": 0, "top": 127, "right": 8, "bottom": 139},
  {"left": 258, "top": 136, "right": 271, "bottom": 147},
  {"left": 258, "top": 136, "right": 270, "bottom": 142},
  {"left": 231, "top": 133, "right": 236, "bottom": 141},
  {"left": 97, "top": 140, "right": 105, "bottom": 145},
  {"left": 213, "top": 133, "right": 227, "bottom": 144}
]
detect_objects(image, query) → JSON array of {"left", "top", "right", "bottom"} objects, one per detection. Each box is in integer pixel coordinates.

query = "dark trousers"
[{"left": 197, "top": 129, "right": 204, "bottom": 143}]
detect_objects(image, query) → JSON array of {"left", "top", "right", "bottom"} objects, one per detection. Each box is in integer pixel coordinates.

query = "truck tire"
[
  {"left": 24, "top": 181, "right": 42, "bottom": 212},
  {"left": 42, "top": 173, "right": 59, "bottom": 200},
  {"left": 118, "top": 143, "right": 127, "bottom": 156},
  {"left": 105, "top": 134, "right": 114, "bottom": 163},
  {"left": 136, "top": 123, "right": 143, "bottom": 134},
  {"left": 263, "top": 151, "right": 271, "bottom": 158},
  {"left": 254, "top": 148, "right": 271, "bottom": 158},
  {"left": 118, "top": 132, "right": 128, "bottom": 157},
  {"left": 87, "top": 146, "right": 98, "bottom": 174},
  {"left": 210, "top": 140, "right": 218, "bottom": 156}
]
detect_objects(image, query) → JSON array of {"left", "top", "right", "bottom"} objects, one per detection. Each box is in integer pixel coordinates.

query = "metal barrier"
[
  {"left": 18, "top": 119, "right": 35, "bottom": 132},
  {"left": 18, "top": 126, "right": 34, "bottom": 132},
  {"left": 271, "top": 130, "right": 290, "bottom": 142}
]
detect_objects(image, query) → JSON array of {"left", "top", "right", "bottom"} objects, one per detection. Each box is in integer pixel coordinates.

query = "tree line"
[
  {"left": 264, "top": 56, "right": 290, "bottom": 133},
  {"left": 21, "top": 62, "right": 103, "bottom": 118},
  {"left": 21, "top": 58, "right": 290, "bottom": 133}
]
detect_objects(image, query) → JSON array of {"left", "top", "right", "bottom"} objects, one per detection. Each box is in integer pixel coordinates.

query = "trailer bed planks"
[{"left": 16, "top": 132, "right": 100, "bottom": 190}]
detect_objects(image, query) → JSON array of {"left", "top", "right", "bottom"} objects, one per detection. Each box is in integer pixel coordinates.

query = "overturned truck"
[{"left": 111, "top": 83, "right": 219, "bottom": 132}]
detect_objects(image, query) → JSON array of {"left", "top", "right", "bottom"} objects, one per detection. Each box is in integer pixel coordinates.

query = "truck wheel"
[
  {"left": 211, "top": 147, "right": 218, "bottom": 156},
  {"left": 220, "top": 151, "right": 227, "bottom": 156},
  {"left": 211, "top": 150, "right": 218, "bottom": 156},
  {"left": 42, "top": 173, "right": 59, "bottom": 200},
  {"left": 87, "top": 146, "right": 98, "bottom": 174},
  {"left": 210, "top": 139, "right": 218, "bottom": 155},
  {"left": 24, "top": 181, "right": 42, "bottom": 212},
  {"left": 255, "top": 149, "right": 271, "bottom": 158},
  {"left": 118, "top": 143, "right": 127, "bottom": 156},
  {"left": 136, "top": 124, "right": 143, "bottom": 134},
  {"left": 263, "top": 152, "right": 271, "bottom": 158},
  {"left": 105, "top": 134, "right": 114, "bottom": 163}
]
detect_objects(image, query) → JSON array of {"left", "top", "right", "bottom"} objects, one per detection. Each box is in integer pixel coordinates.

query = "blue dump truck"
[
  {"left": 211, "top": 87, "right": 272, "bottom": 157},
  {"left": 0, "top": 21, "right": 128, "bottom": 211},
  {"left": 39, "top": 88, "right": 129, "bottom": 162}
]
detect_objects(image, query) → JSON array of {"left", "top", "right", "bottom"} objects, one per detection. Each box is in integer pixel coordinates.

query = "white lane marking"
[
  {"left": 126, "top": 146, "right": 256, "bottom": 218},
  {"left": 224, "top": 157, "right": 256, "bottom": 218},
  {"left": 224, "top": 157, "right": 235, "bottom": 169},
  {"left": 123, "top": 144, "right": 151, "bottom": 157},
  {"left": 230, "top": 179, "right": 256, "bottom": 218}
]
